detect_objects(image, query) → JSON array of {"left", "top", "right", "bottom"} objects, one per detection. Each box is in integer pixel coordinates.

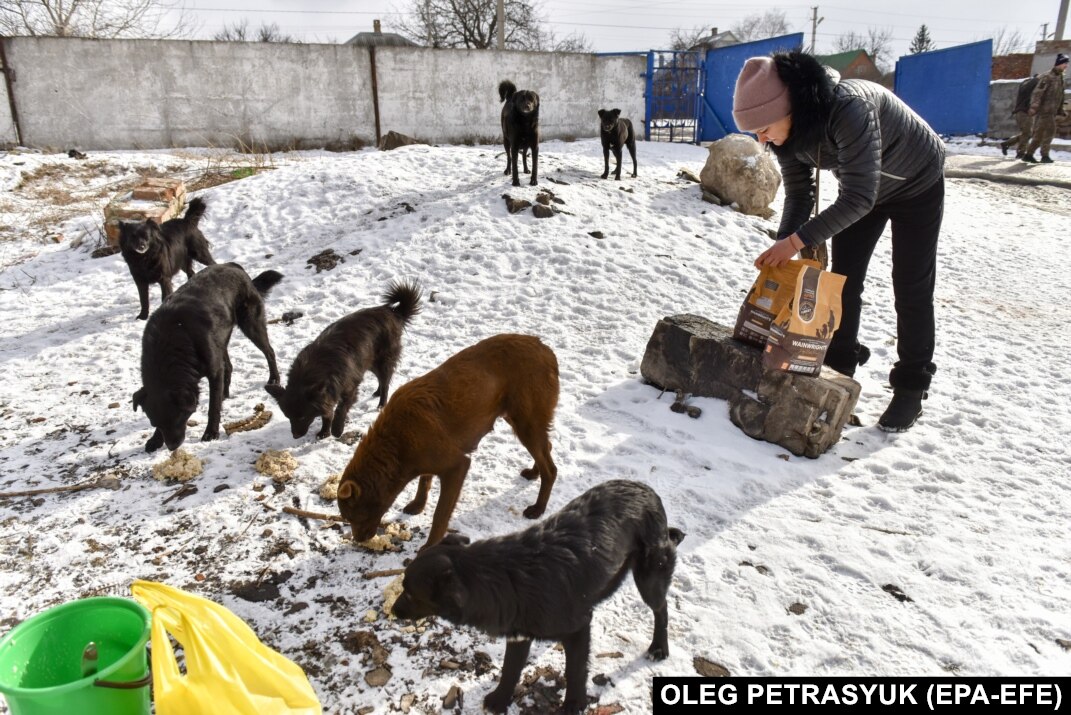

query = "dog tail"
[
  {"left": 498, "top": 80, "right": 517, "bottom": 102},
  {"left": 382, "top": 279, "right": 422, "bottom": 324},
  {"left": 183, "top": 197, "right": 208, "bottom": 227},
  {"left": 252, "top": 270, "right": 284, "bottom": 297}
]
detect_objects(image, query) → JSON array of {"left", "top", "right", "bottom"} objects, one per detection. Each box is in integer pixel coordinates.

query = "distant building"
[
  {"left": 688, "top": 28, "right": 740, "bottom": 52},
  {"left": 991, "top": 53, "right": 1033, "bottom": 80},
  {"left": 346, "top": 19, "right": 419, "bottom": 48},
  {"left": 816, "top": 50, "right": 882, "bottom": 82}
]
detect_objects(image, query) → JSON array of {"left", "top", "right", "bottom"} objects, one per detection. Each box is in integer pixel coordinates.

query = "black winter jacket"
[{"left": 770, "top": 52, "right": 945, "bottom": 247}]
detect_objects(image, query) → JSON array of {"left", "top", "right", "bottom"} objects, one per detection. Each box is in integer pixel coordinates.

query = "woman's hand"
[{"left": 755, "top": 233, "right": 804, "bottom": 268}]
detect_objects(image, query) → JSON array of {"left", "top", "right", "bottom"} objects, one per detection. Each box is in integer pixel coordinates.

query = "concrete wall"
[
  {"left": 0, "top": 37, "right": 645, "bottom": 151},
  {"left": 373, "top": 47, "right": 646, "bottom": 143},
  {"left": 6, "top": 37, "right": 375, "bottom": 150}
]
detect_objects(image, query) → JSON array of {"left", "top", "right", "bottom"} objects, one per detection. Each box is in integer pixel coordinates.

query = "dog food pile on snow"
[
  {"left": 357, "top": 522, "right": 413, "bottom": 552},
  {"left": 319, "top": 472, "right": 342, "bottom": 500},
  {"left": 254, "top": 449, "right": 298, "bottom": 483},
  {"left": 151, "top": 448, "right": 203, "bottom": 482}
]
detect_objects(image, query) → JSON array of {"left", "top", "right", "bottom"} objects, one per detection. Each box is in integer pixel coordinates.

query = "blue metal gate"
[
  {"left": 894, "top": 40, "right": 992, "bottom": 135},
  {"left": 700, "top": 33, "right": 805, "bottom": 142},
  {"left": 645, "top": 51, "right": 703, "bottom": 143}
]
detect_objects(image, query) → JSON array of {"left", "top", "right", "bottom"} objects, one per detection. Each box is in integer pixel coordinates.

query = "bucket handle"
[{"left": 94, "top": 673, "right": 152, "bottom": 689}]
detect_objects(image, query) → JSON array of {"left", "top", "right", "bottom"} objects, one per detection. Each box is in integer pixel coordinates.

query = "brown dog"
[{"left": 336, "top": 334, "right": 559, "bottom": 549}]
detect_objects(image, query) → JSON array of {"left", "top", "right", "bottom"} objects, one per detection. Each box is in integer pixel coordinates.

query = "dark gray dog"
[
  {"left": 499, "top": 79, "right": 540, "bottom": 187},
  {"left": 392, "top": 480, "right": 685, "bottom": 714},
  {"left": 266, "top": 281, "right": 422, "bottom": 440},
  {"left": 598, "top": 108, "right": 637, "bottom": 180},
  {"left": 119, "top": 197, "right": 216, "bottom": 320},
  {"left": 134, "top": 263, "right": 281, "bottom": 452}
]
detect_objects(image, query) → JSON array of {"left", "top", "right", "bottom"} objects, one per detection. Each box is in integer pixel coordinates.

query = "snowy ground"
[{"left": 0, "top": 137, "right": 1068, "bottom": 714}]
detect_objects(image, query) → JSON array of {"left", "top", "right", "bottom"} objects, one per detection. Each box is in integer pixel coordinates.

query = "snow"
[{"left": 0, "top": 137, "right": 1069, "bottom": 713}]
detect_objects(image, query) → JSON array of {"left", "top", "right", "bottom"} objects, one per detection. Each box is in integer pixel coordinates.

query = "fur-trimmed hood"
[{"left": 772, "top": 49, "right": 840, "bottom": 152}]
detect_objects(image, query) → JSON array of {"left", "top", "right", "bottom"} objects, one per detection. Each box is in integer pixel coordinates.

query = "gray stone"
[
  {"left": 532, "top": 204, "right": 555, "bottom": 218},
  {"left": 502, "top": 195, "right": 531, "bottom": 214},
  {"left": 699, "top": 134, "right": 781, "bottom": 217},
  {"left": 378, "top": 131, "right": 424, "bottom": 151},
  {"left": 641, "top": 314, "right": 860, "bottom": 458}
]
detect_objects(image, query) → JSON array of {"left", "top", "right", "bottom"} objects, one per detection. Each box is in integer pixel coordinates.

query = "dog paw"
[
  {"left": 522, "top": 503, "right": 546, "bottom": 519},
  {"left": 200, "top": 428, "right": 219, "bottom": 442},
  {"left": 646, "top": 644, "right": 669, "bottom": 661},
  {"left": 512, "top": 179, "right": 521, "bottom": 187},
  {"left": 136, "top": 313, "right": 148, "bottom": 321},
  {"left": 145, "top": 433, "right": 164, "bottom": 453},
  {"left": 483, "top": 690, "right": 512, "bottom": 714},
  {"left": 316, "top": 429, "right": 331, "bottom": 440},
  {"left": 519, "top": 466, "right": 539, "bottom": 480},
  {"left": 560, "top": 697, "right": 588, "bottom": 715},
  {"left": 529, "top": 180, "right": 538, "bottom": 186},
  {"left": 600, "top": 172, "right": 608, "bottom": 179},
  {"left": 402, "top": 499, "right": 426, "bottom": 515}
]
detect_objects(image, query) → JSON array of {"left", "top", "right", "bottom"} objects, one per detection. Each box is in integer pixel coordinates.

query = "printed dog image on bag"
[
  {"left": 763, "top": 264, "right": 846, "bottom": 376},
  {"left": 733, "top": 258, "right": 821, "bottom": 348}
]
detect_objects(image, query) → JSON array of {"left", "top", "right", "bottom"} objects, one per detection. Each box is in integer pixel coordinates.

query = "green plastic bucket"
[{"left": 0, "top": 597, "right": 151, "bottom": 715}]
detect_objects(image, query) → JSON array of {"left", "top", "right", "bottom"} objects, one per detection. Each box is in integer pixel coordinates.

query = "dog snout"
[{"left": 350, "top": 522, "right": 377, "bottom": 543}]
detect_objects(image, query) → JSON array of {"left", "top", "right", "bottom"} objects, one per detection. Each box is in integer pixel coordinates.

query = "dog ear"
[
  {"left": 264, "top": 382, "right": 285, "bottom": 402},
  {"left": 439, "top": 533, "right": 471, "bottom": 547},
  {"left": 598, "top": 109, "right": 607, "bottom": 119},
  {"left": 435, "top": 564, "right": 465, "bottom": 614},
  {"left": 611, "top": 108, "right": 621, "bottom": 119},
  {"left": 132, "top": 387, "right": 146, "bottom": 412},
  {"left": 668, "top": 527, "right": 686, "bottom": 546},
  {"left": 337, "top": 480, "right": 360, "bottom": 500}
]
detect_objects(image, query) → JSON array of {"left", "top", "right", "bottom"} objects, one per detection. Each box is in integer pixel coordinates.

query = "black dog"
[
  {"left": 265, "top": 280, "right": 422, "bottom": 440},
  {"left": 119, "top": 197, "right": 216, "bottom": 320},
  {"left": 392, "top": 480, "right": 685, "bottom": 714},
  {"left": 499, "top": 79, "right": 540, "bottom": 187},
  {"left": 598, "top": 109, "right": 637, "bottom": 180},
  {"left": 133, "top": 263, "right": 282, "bottom": 452}
]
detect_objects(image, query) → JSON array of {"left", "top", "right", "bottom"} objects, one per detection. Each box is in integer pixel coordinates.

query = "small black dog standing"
[
  {"left": 266, "top": 281, "right": 422, "bottom": 439},
  {"left": 392, "top": 479, "right": 685, "bottom": 714},
  {"left": 598, "top": 109, "right": 637, "bottom": 180},
  {"left": 119, "top": 197, "right": 216, "bottom": 320},
  {"left": 499, "top": 80, "right": 540, "bottom": 187},
  {"left": 133, "top": 263, "right": 282, "bottom": 452}
]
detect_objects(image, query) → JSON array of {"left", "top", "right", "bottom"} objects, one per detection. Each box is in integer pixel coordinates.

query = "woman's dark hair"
[{"left": 771, "top": 49, "right": 837, "bottom": 151}]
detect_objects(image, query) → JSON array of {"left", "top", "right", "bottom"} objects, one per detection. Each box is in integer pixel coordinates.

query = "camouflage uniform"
[{"left": 1025, "top": 67, "right": 1067, "bottom": 160}]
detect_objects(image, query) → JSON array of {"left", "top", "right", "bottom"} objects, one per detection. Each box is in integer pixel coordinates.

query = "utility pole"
[
  {"left": 1042, "top": 22, "right": 1049, "bottom": 40},
  {"left": 497, "top": 0, "right": 505, "bottom": 49},
  {"left": 1056, "top": 0, "right": 1068, "bottom": 40},
  {"left": 810, "top": 7, "right": 824, "bottom": 53}
]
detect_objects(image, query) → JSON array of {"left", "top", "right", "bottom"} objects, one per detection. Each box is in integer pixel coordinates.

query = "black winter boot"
[
  {"left": 879, "top": 390, "right": 926, "bottom": 432},
  {"left": 1021, "top": 153, "right": 1038, "bottom": 163},
  {"left": 879, "top": 363, "right": 936, "bottom": 432},
  {"left": 823, "top": 342, "right": 871, "bottom": 378},
  {"left": 1041, "top": 156, "right": 1054, "bottom": 164},
  {"left": 1000, "top": 142, "right": 1009, "bottom": 156}
]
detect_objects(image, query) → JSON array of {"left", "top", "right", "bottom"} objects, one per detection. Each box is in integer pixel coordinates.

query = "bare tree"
[
  {"left": 391, "top": 0, "right": 588, "bottom": 51},
  {"left": 988, "top": 26, "right": 1030, "bottom": 55},
  {"left": 214, "top": 20, "right": 297, "bottom": 43},
  {"left": 834, "top": 27, "right": 894, "bottom": 71},
  {"left": 731, "top": 10, "right": 790, "bottom": 43},
  {"left": 668, "top": 25, "right": 710, "bottom": 51},
  {"left": 0, "top": 0, "right": 189, "bottom": 38}
]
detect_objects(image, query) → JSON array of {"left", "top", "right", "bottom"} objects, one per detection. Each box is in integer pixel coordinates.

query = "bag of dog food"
[
  {"left": 733, "top": 259, "right": 822, "bottom": 349},
  {"left": 763, "top": 263, "right": 846, "bottom": 376}
]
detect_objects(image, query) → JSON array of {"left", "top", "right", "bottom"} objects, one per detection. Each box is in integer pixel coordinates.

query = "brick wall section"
[{"left": 992, "top": 54, "right": 1032, "bottom": 80}]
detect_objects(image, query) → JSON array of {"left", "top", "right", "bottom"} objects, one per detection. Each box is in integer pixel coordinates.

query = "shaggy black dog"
[
  {"left": 119, "top": 197, "right": 216, "bottom": 320},
  {"left": 266, "top": 280, "right": 422, "bottom": 440},
  {"left": 499, "top": 79, "right": 540, "bottom": 187},
  {"left": 392, "top": 480, "right": 685, "bottom": 714},
  {"left": 598, "top": 108, "right": 637, "bottom": 180},
  {"left": 133, "top": 263, "right": 282, "bottom": 452}
]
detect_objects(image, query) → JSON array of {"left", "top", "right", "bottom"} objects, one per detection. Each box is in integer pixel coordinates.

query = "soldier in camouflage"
[
  {"left": 1022, "top": 53, "right": 1068, "bottom": 164},
  {"left": 1000, "top": 74, "right": 1038, "bottom": 159}
]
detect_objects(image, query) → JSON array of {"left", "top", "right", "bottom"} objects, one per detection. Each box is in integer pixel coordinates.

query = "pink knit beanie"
[{"left": 732, "top": 57, "right": 791, "bottom": 132}]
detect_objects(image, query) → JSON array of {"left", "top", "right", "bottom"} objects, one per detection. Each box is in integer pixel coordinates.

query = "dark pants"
[{"left": 824, "top": 177, "right": 943, "bottom": 390}]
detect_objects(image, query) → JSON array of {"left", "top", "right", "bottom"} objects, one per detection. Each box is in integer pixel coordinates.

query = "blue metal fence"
[
  {"left": 894, "top": 40, "right": 992, "bottom": 135},
  {"left": 699, "top": 33, "right": 805, "bottom": 142},
  {"left": 644, "top": 51, "right": 703, "bottom": 143}
]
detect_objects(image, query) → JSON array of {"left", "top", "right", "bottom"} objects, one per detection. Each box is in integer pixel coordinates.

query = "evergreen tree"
[{"left": 910, "top": 25, "right": 936, "bottom": 54}]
